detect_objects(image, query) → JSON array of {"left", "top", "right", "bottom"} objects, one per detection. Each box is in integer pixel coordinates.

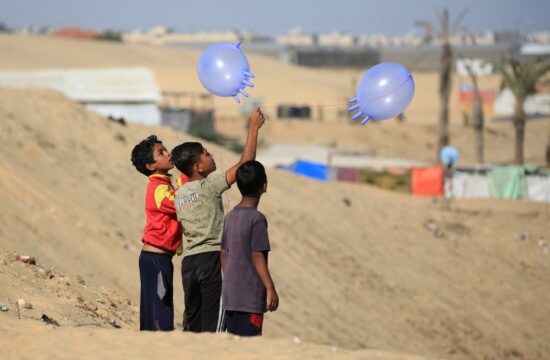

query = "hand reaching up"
[{"left": 248, "top": 107, "right": 265, "bottom": 130}]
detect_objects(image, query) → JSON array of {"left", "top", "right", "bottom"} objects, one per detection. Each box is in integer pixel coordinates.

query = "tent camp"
[{"left": 493, "top": 88, "right": 550, "bottom": 120}]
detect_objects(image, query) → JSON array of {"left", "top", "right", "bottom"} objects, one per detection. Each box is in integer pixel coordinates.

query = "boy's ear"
[
  {"left": 262, "top": 181, "right": 268, "bottom": 194},
  {"left": 193, "top": 162, "right": 201, "bottom": 174},
  {"left": 146, "top": 162, "right": 156, "bottom": 172}
]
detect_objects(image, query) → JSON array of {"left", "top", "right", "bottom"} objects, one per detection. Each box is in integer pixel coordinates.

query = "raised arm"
[{"left": 226, "top": 107, "right": 265, "bottom": 186}]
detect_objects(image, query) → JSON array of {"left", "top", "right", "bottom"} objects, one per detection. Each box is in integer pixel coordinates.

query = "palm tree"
[
  {"left": 465, "top": 63, "right": 484, "bottom": 163},
  {"left": 494, "top": 58, "right": 550, "bottom": 164},
  {"left": 416, "top": 7, "right": 468, "bottom": 160}
]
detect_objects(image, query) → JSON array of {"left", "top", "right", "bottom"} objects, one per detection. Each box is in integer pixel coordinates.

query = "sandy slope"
[
  {"left": 0, "top": 248, "right": 421, "bottom": 360},
  {"left": 0, "top": 88, "right": 548, "bottom": 359},
  {"left": 0, "top": 34, "right": 549, "bottom": 359}
]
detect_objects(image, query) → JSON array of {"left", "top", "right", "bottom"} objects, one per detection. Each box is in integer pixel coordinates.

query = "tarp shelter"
[
  {"left": 0, "top": 67, "right": 161, "bottom": 125},
  {"left": 488, "top": 166, "right": 527, "bottom": 200},
  {"left": 357, "top": 169, "right": 411, "bottom": 193},
  {"left": 445, "top": 167, "right": 550, "bottom": 203},
  {"left": 336, "top": 167, "right": 359, "bottom": 182},
  {"left": 412, "top": 166, "right": 444, "bottom": 196},
  {"left": 526, "top": 176, "right": 550, "bottom": 202},
  {"left": 285, "top": 160, "right": 328, "bottom": 181},
  {"left": 445, "top": 172, "right": 490, "bottom": 199},
  {"left": 257, "top": 144, "right": 428, "bottom": 169}
]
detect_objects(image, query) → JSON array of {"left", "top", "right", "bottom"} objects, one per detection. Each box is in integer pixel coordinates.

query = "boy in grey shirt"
[
  {"left": 221, "top": 160, "right": 279, "bottom": 336},
  {"left": 172, "top": 108, "right": 265, "bottom": 332}
]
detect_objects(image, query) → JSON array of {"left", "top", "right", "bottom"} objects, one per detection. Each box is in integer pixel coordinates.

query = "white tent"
[{"left": 493, "top": 88, "right": 550, "bottom": 118}]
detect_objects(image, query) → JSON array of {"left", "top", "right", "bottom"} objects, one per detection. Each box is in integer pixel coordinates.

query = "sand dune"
[
  {"left": 0, "top": 88, "right": 548, "bottom": 359},
  {"left": 0, "top": 35, "right": 549, "bottom": 359}
]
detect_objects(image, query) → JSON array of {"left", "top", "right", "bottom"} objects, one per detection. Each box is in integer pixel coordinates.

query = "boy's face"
[
  {"left": 196, "top": 148, "right": 216, "bottom": 176},
  {"left": 146, "top": 143, "right": 174, "bottom": 174}
]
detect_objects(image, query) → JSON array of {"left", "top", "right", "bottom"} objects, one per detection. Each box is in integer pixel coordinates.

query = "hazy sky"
[{"left": 1, "top": 0, "right": 549, "bottom": 35}]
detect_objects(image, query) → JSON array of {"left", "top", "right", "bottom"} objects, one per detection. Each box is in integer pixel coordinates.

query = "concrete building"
[
  {"left": 0, "top": 67, "right": 162, "bottom": 125},
  {"left": 277, "top": 28, "right": 317, "bottom": 46},
  {"left": 318, "top": 32, "right": 356, "bottom": 47}
]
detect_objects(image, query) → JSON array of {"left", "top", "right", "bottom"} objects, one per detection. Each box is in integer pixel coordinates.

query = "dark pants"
[
  {"left": 139, "top": 251, "right": 174, "bottom": 331},
  {"left": 181, "top": 251, "right": 224, "bottom": 332},
  {"left": 225, "top": 311, "right": 263, "bottom": 336}
]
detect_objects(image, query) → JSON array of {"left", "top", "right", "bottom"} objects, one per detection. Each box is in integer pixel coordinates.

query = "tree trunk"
[
  {"left": 514, "top": 102, "right": 526, "bottom": 165},
  {"left": 438, "top": 43, "right": 452, "bottom": 160},
  {"left": 473, "top": 96, "right": 484, "bottom": 163}
]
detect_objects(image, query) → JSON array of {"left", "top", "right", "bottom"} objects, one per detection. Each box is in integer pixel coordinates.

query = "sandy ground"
[{"left": 0, "top": 35, "right": 549, "bottom": 359}]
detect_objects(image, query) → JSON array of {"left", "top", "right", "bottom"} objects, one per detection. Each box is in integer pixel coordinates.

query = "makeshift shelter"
[
  {"left": 444, "top": 172, "right": 490, "bottom": 199},
  {"left": 488, "top": 166, "right": 527, "bottom": 200},
  {"left": 411, "top": 166, "right": 444, "bottom": 196},
  {"left": 285, "top": 160, "right": 328, "bottom": 181},
  {"left": 526, "top": 176, "right": 550, "bottom": 202},
  {"left": 493, "top": 88, "right": 550, "bottom": 120},
  {"left": 445, "top": 166, "right": 550, "bottom": 203}
]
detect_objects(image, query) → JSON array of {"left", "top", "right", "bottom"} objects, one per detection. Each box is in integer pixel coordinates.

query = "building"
[
  {"left": 50, "top": 27, "right": 100, "bottom": 39},
  {"left": 0, "top": 67, "right": 162, "bottom": 125},
  {"left": 277, "top": 28, "right": 317, "bottom": 47},
  {"left": 318, "top": 32, "right": 356, "bottom": 47}
]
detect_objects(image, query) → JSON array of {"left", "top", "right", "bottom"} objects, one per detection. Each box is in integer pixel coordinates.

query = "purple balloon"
[
  {"left": 348, "top": 62, "right": 415, "bottom": 125},
  {"left": 197, "top": 41, "right": 255, "bottom": 103}
]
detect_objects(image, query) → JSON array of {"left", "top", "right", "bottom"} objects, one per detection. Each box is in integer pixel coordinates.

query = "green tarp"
[{"left": 488, "top": 166, "right": 527, "bottom": 199}]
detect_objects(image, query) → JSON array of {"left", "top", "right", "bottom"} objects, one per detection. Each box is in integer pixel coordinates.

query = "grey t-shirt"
[
  {"left": 221, "top": 206, "right": 271, "bottom": 314},
  {"left": 175, "top": 172, "right": 230, "bottom": 257}
]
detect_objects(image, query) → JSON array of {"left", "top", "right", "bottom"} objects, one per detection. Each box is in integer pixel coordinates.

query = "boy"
[
  {"left": 220, "top": 160, "right": 278, "bottom": 337},
  {"left": 131, "top": 135, "right": 182, "bottom": 331},
  {"left": 172, "top": 107, "right": 265, "bottom": 332}
]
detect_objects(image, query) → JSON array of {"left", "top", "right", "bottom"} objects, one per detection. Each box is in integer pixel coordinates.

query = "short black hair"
[
  {"left": 171, "top": 142, "right": 204, "bottom": 177},
  {"left": 236, "top": 160, "right": 267, "bottom": 197},
  {"left": 131, "top": 135, "right": 161, "bottom": 176}
]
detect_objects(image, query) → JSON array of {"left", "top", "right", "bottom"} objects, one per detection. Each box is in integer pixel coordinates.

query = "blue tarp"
[{"left": 285, "top": 160, "right": 328, "bottom": 181}]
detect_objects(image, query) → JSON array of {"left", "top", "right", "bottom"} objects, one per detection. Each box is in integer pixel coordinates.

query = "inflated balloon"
[
  {"left": 348, "top": 62, "right": 415, "bottom": 125},
  {"left": 440, "top": 145, "right": 460, "bottom": 166},
  {"left": 197, "top": 41, "right": 255, "bottom": 103}
]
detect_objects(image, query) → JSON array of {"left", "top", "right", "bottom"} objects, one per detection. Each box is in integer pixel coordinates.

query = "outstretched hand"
[{"left": 248, "top": 107, "right": 265, "bottom": 130}]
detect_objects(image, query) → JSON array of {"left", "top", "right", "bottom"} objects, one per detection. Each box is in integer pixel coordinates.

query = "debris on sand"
[
  {"left": 15, "top": 255, "right": 36, "bottom": 265},
  {"left": 41, "top": 314, "right": 60, "bottom": 327}
]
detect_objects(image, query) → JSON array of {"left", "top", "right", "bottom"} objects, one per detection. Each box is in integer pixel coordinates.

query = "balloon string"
[
  {"left": 361, "top": 77, "right": 413, "bottom": 104},
  {"left": 257, "top": 103, "right": 349, "bottom": 110},
  {"left": 209, "top": 94, "right": 230, "bottom": 212}
]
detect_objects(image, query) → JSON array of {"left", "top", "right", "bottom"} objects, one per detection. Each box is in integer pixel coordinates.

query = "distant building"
[
  {"left": 380, "top": 44, "right": 515, "bottom": 72},
  {"left": 493, "top": 88, "right": 550, "bottom": 120},
  {"left": 318, "top": 32, "right": 356, "bottom": 47},
  {"left": 0, "top": 68, "right": 162, "bottom": 125},
  {"left": 521, "top": 43, "right": 550, "bottom": 57},
  {"left": 527, "top": 31, "right": 550, "bottom": 44},
  {"left": 277, "top": 28, "right": 317, "bottom": 46},
  {"left": 123, "top": 29, "right": 240, "bottom": 45},
  {"left": 280, "top": 46, "right": 380, "bottom": 68},
  {"left": 50, "top": 27, "right": 100, "bottom": 39}
]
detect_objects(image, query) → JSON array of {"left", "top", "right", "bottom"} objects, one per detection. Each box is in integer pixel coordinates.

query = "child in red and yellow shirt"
[{"left": 131, "top": 135, "right": 187, "bottom": 331}]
